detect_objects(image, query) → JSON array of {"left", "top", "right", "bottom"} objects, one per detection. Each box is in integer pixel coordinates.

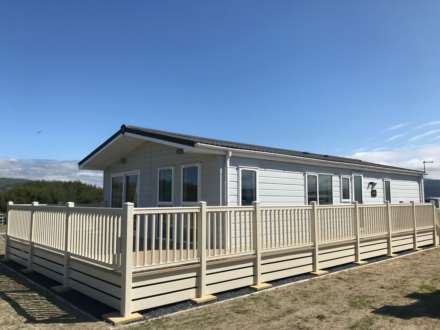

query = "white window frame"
[
  {"left": 340, "top": 176, "right": 352, "bottom": 203},
  {"left": 305, "top": 172, "right": 334, "bottom": 205},
  {"left": 238, "top": 167, "right": 259, "bottom": 206},
  {"left": 383, "top": 178, "right": 392, "bottom": 203},
  {"left": 181, "top": 164, "right": 202, "bottom": 205},
  {"left": 110, "top": 170, "right": 140, "bottom": 207},
  {"left": 157, "top": 167, "right": 174, "bottom": 205},
  {"left": 352, "top": 174, "right": 364, "bottom": 204}
]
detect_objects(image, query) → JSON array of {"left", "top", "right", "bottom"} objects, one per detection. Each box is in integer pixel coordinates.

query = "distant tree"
[{"left": 0, "top": 180, "right": 103, "bottom": 212}]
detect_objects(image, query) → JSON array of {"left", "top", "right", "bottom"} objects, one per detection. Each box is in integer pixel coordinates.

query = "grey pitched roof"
[{"left": 79, "top": 124, "right": 423, "bottom": 175}]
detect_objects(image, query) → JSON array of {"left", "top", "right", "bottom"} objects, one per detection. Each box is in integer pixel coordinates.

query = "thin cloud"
[
  {"left": 351, "top": 144, "right": 440, "bottom": 179},
  {"left": 0, "top": 159, "right": 103, "bottom": 186},
  {"left": 416, "top": 120, "right": 440, "bottom": 129},
  {"left": 383, "top": 123, "right": 409, "bottom": 132},
  {"left": 408, "top": 129, "right": 440, "bottom": 142},
  {"left": 386, "top": 133, "right": 405, "bottom": 142}
]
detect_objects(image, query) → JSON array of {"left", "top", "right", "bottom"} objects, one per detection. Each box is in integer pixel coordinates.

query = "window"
[
  {"left": 307, "top": 174, "right": 318, "bottom": 204},
  {"left": 384, "top": 180, "right": 391, "bottom": 203},
  {"left": 111, "top": 176, "right": 123, "bottom": 208},
  {"left": 125, "top": 175, "right": 138, "bottom": 205},
  {"left": 341, "top": 177, "right": 351, "bottom": 202},
  {"left": 110, "top": 172, "right": 139, "bottom": 207},
  {"left": 353, "top": 175, "right": 363, "bottom": 204},
  {"left": 182, "top": 165, "right": 200, "bottom": 203},
  {"left": 241, "top": 169, "right": 257, "bottom": 205},
  {"left": 318, "top": 175, "right": 333, "bottom": 205},
  {"left": 158, "top": 168, "right": 173, "bottom": 203},
  {"left": 307, "top": 174, "right": 333, "bottom": 205}
]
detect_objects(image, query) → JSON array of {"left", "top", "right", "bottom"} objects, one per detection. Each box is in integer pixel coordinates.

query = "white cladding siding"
[
  {"left": 391, "top": 179, "right": 421, "bottom": 203},
  {"left": 258, "top": 169, "right": 305, "bottom": 205},
  {"left": 227, "top": 166, "right": 238, "bottom": 205},
  {"left": 227, "top": 156, "right": 422, "bottom": 206},
  {"left": 333, "top": 176, "right": 341, "bottom": 205},
  {"left": 362, "top": 177, "right": 384, "bottom": 205}
]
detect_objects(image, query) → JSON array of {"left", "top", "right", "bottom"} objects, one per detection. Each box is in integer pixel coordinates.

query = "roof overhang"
[{"left": 79, "top": 126, "right": 202, "bottom": 170}]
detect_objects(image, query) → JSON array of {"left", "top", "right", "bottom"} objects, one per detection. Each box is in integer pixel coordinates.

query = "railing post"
[
  {"left": 192, "top": 201, "right": 216, "bottom": 304},
  {"left": 354, "top": 202, "right": 366, "bottom": 265},
  {"left": 411, "top": 201, "right": 419, "bottom": 251},
  {"left": 121, "top": 202, "right": 134, "bottom": 317},
  {"left": 4, "top": 201, "right": 13, "bottom": 262},
  {"left": 251, "top": 202, "right": 271, "bottom": 291},
  {"left": 53, "top": 202, "right": 75, "bottom": 293},
  {"left": 433, "top": 203, "right": 439, "bottom": 247},
  {"left": 386, "top": 202, "right": 395, "bottom": 257},
  {"left": 311, "top": 202, "right": 327, "bottom": 275},
  {"left": 25, "top": 201, "right": 38, "bottom": 272}
]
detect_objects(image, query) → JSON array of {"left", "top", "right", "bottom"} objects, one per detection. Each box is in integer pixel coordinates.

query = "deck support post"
[
  {"left": 311, "top": 202, "right": 327, "bottom": 276},
  {"left": 192, "top": 201, "right": 216, "bottom": 304},
  {"left": 411, "top": 202, "right": 420, "bottom": 251},
  {"left": 251, "top": 202, "right": 271, "bottom": 291},
  {"left": 432, "top": 203, "right": 438, "bottom": 247},
  {"left": 24, "top": 201, "right": 38, "bottom": 272},
  {"left": 386, "top": 202, "right": 396, "bottom": 257},
  {"left": 120, "top": 202, "right": 135, "bottom": 317},
  {"left": 4, "top": 201, "right": 13, "bottom": 262},
  {"left": 354, "top": 202, "right": 366, "bottom": 265}
]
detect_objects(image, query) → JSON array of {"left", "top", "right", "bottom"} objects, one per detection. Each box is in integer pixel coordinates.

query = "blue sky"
[{"left": 1, "top": 1, "right": 440, "bottom": 183}]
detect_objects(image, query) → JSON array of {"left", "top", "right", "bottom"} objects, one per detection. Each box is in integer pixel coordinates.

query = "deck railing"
[{"left": 4, "top": 200, "right": 438, "bottom": 318}]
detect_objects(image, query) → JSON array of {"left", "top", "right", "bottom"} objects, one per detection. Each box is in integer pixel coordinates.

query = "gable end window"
[
  {"left": 307, "top": 174, "right": 333, "bottom": 205},
  {"left": 240, "top": 169, "right": 257, "bottom": 205},
  {"left": 158, "top": 168, "right": 174, "bottom": 203},
  {"left": 182, "top": 165, "right": 200, "bottom": 203},
  {"left": 111, "top": 172, "right": 139, "bottom": 207}
]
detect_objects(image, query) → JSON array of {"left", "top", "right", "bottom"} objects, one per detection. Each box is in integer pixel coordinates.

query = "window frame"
[
  {"left": 305, "top": 172, "right": 334, "bottom": 205},
  {"left": 340, "top": 176, "right": 352, "bottom": 203},
  {"left": 238, "top": 167, "right": 259, "bottom": 206},
  {"left": 383, "top": 178, "right": 392, "bottom": 203},
  {"left": 110, "top": 170, "right": 140, "bottom": 207},
  {"left": 157, "top": 167, "right": 175, "bottom": 205},
  {"left": 180, "top": 164, "right": 202, "bottom": 205},
  {"left": 352, "top": 174, "right": 364, "bottom": 204}
]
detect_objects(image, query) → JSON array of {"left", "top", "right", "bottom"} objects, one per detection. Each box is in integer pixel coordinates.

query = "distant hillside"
[
  {"left": 425, "top": 179, "right": 440, "bottom": 198},
  {"left": 0, "top": 180, "right": 103, "bottom": 212},
  {"left": 0, "top": 177, "right": 30, "bottom": 192}
]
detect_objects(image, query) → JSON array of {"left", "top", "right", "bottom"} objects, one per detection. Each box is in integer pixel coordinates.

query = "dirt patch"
[{"left": 133, "top": 248, "right": 440, "bottom": 330}]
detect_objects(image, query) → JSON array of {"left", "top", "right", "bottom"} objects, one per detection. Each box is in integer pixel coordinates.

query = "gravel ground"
[
  {"left": 0, "top": 235, "right": 110, "bottom": 330},
  {"left": 133, "top": 248, "right": 440, "bottom": 330}
]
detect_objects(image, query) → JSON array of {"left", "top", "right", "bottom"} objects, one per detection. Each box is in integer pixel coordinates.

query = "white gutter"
[{"left": 194, "top": 143, "right": 423, "bottom": 177}]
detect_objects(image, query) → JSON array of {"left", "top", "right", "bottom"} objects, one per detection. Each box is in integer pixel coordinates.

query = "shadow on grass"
[
  {"left": 374, "top": 290, "right": 440, "bottom": 320},
  {"left": 0, "top": 264, "right": 90, "bottom": 324}
]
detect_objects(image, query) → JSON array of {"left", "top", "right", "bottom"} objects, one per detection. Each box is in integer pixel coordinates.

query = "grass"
[{"left": 131, "top": 248, "right": 440, "bottom": 330}]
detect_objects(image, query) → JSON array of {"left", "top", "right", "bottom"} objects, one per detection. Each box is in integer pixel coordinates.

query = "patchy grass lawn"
[
  {"left": 2, "top": 233, "right": 440, "bottom": 329},
  {"left": 134, "top": 248, "right": 440, "bottom": 330}
]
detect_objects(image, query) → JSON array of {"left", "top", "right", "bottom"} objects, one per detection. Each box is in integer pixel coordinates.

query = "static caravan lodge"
[
  {"left": 79, "top": 125, "right": 424, "bottom": 208},
  {"left": 7, "top": 124, "right": 436, "bottom": 320}
]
